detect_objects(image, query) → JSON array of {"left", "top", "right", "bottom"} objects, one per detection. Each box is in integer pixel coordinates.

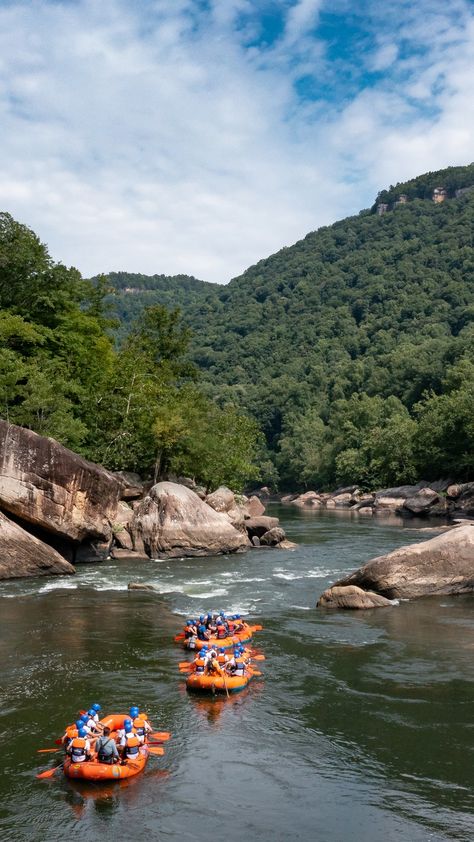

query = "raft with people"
[
  {"left": 37, "top": 704, "right": 170, "bottom": 782},
  {"left": 180, "top": 640, "right": 264, "bottom": 695},
  {"left": 177, "top": 611, "right": 262, "bottom": 651}
]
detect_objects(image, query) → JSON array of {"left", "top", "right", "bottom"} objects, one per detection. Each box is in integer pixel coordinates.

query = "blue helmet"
[
  {"left": 236, "top": 614, "right": 241, "bottom": 619},
  {"left": 219, "top": 610, "right": 225, "bottom": 617},
  {"left": 92, "top": 703, "right": 101, "bottom": 712},
  {"left": 80, "top": 713, "right": 89, "bottom": 723},
  {"left": 219, "top": 648, "right": 225, "bottom": 653},
  {"left": 130, "top": 706, "right": 139, "bottom": 717},
  {"left": 200, "top": 615, "right": 205, "bottom": 621},
  {"left": 124, "top": 718, "right": 132, "bottom": 726},
  {"left": 186, "top": 619, "right": 193, "bottom": 625},
  {"left": 78, "top": 727, "right": 87, "bottom": 738},
  {"left": 125, "top": 722, "right": 133, "bottom": 733},
  {"left": 75, "top": 719, "right": 83, "bottom": 730},
  {"left": 88, "top": 708, "right": 95, "bottom": 717}
]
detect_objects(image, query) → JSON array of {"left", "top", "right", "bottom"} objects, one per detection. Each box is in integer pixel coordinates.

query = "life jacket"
[
  {"left": 216, "top": 625, "right": 227, "bottom": 639},
  {"left": 65, "top": 725, "right": 78, "bottom": 741},
  {"left": 184, "top": 624, "right": 195, "bottom": 639},
  {"left": 227, "top": 621, "right": 235, "bottom": 633},
  {"left": 217, "top": 653, "right": 227, "bottom": 665},
  {"left": 133, "top": 718, "right": 146, "bottom": 738},
  {"left": 234, "top": 658, "right": 245, "bottom": 676},
  {"left": 124, "top": 734, "right": 140, "bottom": 758},
  {"left": 70, "top": 737, "right": 87, "bottom": 762}
]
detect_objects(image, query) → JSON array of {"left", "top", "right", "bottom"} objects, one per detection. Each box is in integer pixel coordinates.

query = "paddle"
[
  {"left": 178, "top": 661, "right": 194, "bottom": 668},
  {"left": 37, "top": 748, "right": 61, "bottom": 753},
  {"left": 249, "top": 668, "right": 262, "bottom": 676},
  {"left": 250, "top": 624, "right": 263, "bottom": 632},
  {"left": 36, "top": 763, "right": 63, "bottom": 779},
  {"left": 174, "top": 633, "right": 185, "bottom": 641},
  {"left": 251, "top": 654, "right": 266, "bottom": 661},
  {"left": 147, "top": 746, "right": 165, "bottom": 756},
  {"left": 222, "top": 670, "right": 230, "bottom": 699},
  {"left": 150, "top": 731, "right": 171, "bottom": 741}
]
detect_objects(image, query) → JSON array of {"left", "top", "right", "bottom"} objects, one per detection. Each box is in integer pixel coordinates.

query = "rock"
[
  {"left": 292, "top": 491, "right": 321, "bottom": 507},
  {"left": 0, "top": 420, "right": 123, "bottom": 542},
  {"left": 325, "top": 499, "right": 336, "bottom": 509},
  {"left": 131, "top": 482, "right": 249, "bottom": 558},
  {"left": 330, "top": 492, "right": 353, "bottom": 506},
  {"left": 336, "top": 524, "right": 474, "bottom": 599},
  {"left": 113, "top": 471, "right": 144, "bottom": 500},
  {"left": 246, "top": 495, "right": 265, "bottom": 517},
  {"left": 244, "top": 516, "right": 280, "bottom": 539},
  {"left": 453, "top": 484, "right": 474, "bottom": 515},
  {"left": 357, "top": 506, "right": 373, "bottom": 516},
  {"left": 447, "top": 483, "right": 464, "bottom": 499},
  {"left": 260, "top": 527, "right": 286, "bottom": 546},
  {"left": 317, "top": 585, "right": 395, "bottom": 610},
  {"left": 111, "top": 547, "right": 149, "bottom": 560},
  {"left": 403, "top": 488, "right": 439, "bottom": 514},
  {"left": 127, "top": 581, "right": 157, "bottom": 591},
  {"left": 113, "top": 527, "right": 134, "bottom": 551},
  {"left": 251, "top": 535, "right": 261, "bottom": 547},
  {"left": 281, "top": 493, "right": 298, "bottom": 503},
  {"left": 0, "top": 510, "right": 75, "bottom": 579},
  {"left": 277, "top": 539, "right": 298, "bottom": 550},
  {"left": 74, "top": 540, "right": 111, "bottom": 563},
  {"left": 205, "top": 486, "right": 235, "bottom": 513}
]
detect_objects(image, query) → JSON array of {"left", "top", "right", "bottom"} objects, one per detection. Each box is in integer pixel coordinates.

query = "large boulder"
[
  {"left": 205, "top": 486, "right": 235, "bottom": 513},
  {"left": 403, "top": 488, "right": 439, "bottom": 514},
  {"left": 113, "top": 471, "right": 145, "bottom": 500},
  {"left": 0, "top": 510, "right": 75, "bottom": 579},
  {"left": 246, "top": 495, "right": 265, "bottom": 517},
  {"left": 335, "top": 524, "right": 474, "bottom": 599},
  {"left": 373, "top": 484, "right": 425, "bottom": 512},
  {"left": 131, "top": 482, "right": 249, "bottom": 558},
  {"left": 0, "top": 420, "right": 123, "bottom": 542},
  {"left": 260, "top": 527, "right": 286, "bottom": 546},
  {"left": 244, "top": 516, "right": 280, "bottom": 539},
  {"left": 317, "top": 585, "right": 395, "bottom": 610}
]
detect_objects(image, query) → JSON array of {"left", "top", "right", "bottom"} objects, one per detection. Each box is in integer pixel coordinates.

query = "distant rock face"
[
  {"left": 335, "top": 524, "right": 474, "bottom": 599},
  {"left": 317, "top": 585, "right": 395, "bottom": 610},
  {"left": 132, "top": 481, "right": 249, "bottom": 558},
  {"left": 0, "top": 510, "right": 75, "bottom": 579},
  {"left": 0, "top": 420, "right": 123, "bottom": 542}
]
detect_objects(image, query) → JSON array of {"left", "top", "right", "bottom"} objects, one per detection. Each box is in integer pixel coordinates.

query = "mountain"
[{"left": 108, "top": 164, "right": 474, "bottom": 489}]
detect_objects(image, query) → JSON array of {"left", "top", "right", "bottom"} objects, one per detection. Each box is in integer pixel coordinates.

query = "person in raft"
[
  {"left": 129, "top": 706, "right": 152, "bottom": 743},
  {"left": 197, "top": 617, "right": 211, "bottom": 641},
  {"left": 120, "top": 721, "right": 141, "bottom": 763},
  {"left": 67, "top": 727, "right": 91, "bottom": 763},
  {"left": 95, "top": 726, "right": 120, "bottom": 765},
  {"left": 85, "top": 707, "right": 104, "bottom": 735}
]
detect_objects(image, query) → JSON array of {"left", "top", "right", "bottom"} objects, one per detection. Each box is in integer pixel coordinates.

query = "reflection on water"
[{"left": 0, "top": 506, "right": 473, "bottom": 841}]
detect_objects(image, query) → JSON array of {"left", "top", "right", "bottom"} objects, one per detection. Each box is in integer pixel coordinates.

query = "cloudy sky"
[{"left": 1, "top": 0, "right": 473, "bottom": 283}]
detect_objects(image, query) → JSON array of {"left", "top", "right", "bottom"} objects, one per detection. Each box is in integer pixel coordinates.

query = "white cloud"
[{"left": 0, "top": 0, "right": 473, "bottom": 283}]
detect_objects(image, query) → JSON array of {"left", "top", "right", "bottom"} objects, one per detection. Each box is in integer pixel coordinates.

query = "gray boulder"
[
  {"left": 335, "top": 524, "right": 474, "bottom": 599},
  {"left": 0, "top": 510, "right": 75, "bottom": 579},
  {"left": 403, "top": 488, "right": 439, "bottom": 514},
  {"left": 131, "top": 482, "right": 249, "bottom": 558},
  {"left": 0, "top": 420, "right": 123, "bottom": 542},
  {"left": 244, "top": 516, "right": 280, "bottom": 539},
  {"left": 317, "top": 585, "right": 395, "bottom": 609},
  {"left": 260, "top": 527, "right": 286, "bottom": 546}
]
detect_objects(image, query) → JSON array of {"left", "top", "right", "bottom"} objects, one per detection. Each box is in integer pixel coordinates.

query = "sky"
[{"left": 0, "top": 0, "right": 473, "bottom": 283}]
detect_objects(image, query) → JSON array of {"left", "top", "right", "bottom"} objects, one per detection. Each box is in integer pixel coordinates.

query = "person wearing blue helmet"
[
  {"left": 129, "top": 706, "right": 139, "bottom": 719},
  {"left": 95, "top": 726, "right": 120, "bottom": 765},
  {"left": 67, "top": 727, "right": 91, "bottom": 762},
  {"left": 85, "top": 708, "right": 104, "bottom": 735},
  {"left": 116, "top": 717, "right": 132, "bottom": 741},
  {"left": 197, "top": 620, "right": 210, "bottom": 642}
]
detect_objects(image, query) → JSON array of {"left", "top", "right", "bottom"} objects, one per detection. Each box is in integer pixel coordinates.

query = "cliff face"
[{"left": 0, "top": 420, "right": 124, "bottom": 543}]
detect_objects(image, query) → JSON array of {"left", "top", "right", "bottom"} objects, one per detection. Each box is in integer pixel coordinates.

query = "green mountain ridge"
[{"left": 108, "top": 163, "right": 474, "bottom": 489}]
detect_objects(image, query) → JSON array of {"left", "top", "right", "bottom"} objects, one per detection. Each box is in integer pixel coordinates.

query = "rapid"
[{"left": 0, "top": 505, "right": 473, "bottom": 842}]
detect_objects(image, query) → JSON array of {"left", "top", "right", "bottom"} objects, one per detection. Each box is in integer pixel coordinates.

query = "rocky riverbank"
[
  {"left": 0, "top": 420, "right": 292, "bottom": 580},
  {"left": 281, "top": 481, "right": 474, "bottom": 518}
]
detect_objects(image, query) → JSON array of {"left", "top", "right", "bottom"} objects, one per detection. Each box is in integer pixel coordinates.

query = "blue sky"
[{"left": 0, "top": 0, "right": 473, "bottom": 282}]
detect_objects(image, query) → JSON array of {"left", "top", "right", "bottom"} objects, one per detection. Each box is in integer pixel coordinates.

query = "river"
[{"left": 0, "top": 505, "right": 473, "bottom": 841}]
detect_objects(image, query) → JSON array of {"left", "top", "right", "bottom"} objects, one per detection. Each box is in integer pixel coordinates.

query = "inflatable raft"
[
  {"left": 184, "top": 622, "right": 254, "bottom": 651},
  {"left": 186, "top": 670, "right": 251, "bottom": 694},
  {"left": 63, "top": 714, "right": 149, "bottom": 781}
]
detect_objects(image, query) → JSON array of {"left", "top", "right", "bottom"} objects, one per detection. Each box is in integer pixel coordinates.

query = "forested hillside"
[{"left": 110, "top": 165, "right": 474, "bottom": 490}]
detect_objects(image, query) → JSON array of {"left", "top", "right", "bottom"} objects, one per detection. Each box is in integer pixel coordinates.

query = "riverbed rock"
[
  {"left": 277, "top": 539, "right": 298, "bottom": 550},
  {"left": 127, "top": 581, "right": 158, "bottom": 591},
  {"left": 335, "top": 524, "right": 474, "bottom": 599},
  {"left": 260, "top": 526, "right": 286, "bottom": 546},
  {"left": 292, "top": 491, "right": 321, "bottom": 507},
  {"left": 131, "top": 482, "right": 249, "bottom": 558},
  {"left": 113, "top": 471, "right": 144, "bottom": 500},
  {"left": 403, "top": 488, "right": 439, "bottom": 514},
  {"left": 244, "top": 516, "right": 280, "bottom": 539},
  {"left": 317, "top": 585, "right": 395, "bottom": 610},
  {"left": 205, "top": 486, "right": 235, "bottom": 513},
  {"left": 373, "top": 484, "right": 425, "bottom": 512},
  {"left": 0, "top": 510, "right": 75, "bottom": 579},
  {"left": 0, "top": 420, "right": 123, "bottom": 542},
  {"left": 246, "top": 495, "right": 265, "bottom": 517},
  {"left": 357, "top": 506, "right": 374, "bottom": 516}
]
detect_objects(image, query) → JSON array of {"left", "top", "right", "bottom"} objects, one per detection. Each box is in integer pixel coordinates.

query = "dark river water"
[{"left": 0, "top": 505, "right": 473, "bottom": 841}]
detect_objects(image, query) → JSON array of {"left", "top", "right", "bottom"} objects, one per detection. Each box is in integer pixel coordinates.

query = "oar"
[
  {"left": 250, "top": 624, "right": 263, "bottom": 632},
  {"left": 150, "top": 731, "right": 171, "bottom": 741},
  {"left": 174, "top": 633, "right": 185, "bottom": 641},
  {"left": 178, "top": 661, "right": 194, "bottom": 668},
  {"left": 37, "top": 748, "right": 61, "bottom": 753},
  {"left": 222, "top": 670, "right": 230, "bottom": 699},
  {"left": 248, "top": 668, "right": 262, "bottom": 676},
  {"left": 147, "top": 746, "right": 165, "bottom": 756},
  {"left": 36, "top": 763, "right": 63, "bottom": 779},
  {"left": 251, "top": 654, "right": 266, "bottom": 661}
]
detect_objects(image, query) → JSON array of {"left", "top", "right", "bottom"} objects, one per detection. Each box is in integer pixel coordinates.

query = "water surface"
[{"left": 0, "top": 506, "right": 472, "bottom": 841}]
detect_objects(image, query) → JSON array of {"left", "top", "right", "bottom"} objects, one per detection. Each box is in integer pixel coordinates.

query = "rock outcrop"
[
  {"left": 317, "top": 585, "right": 395, "bottom": 609},
  {"left": 0, "top": 510, "right": 75, "bottom": 579},
  {"left": 334, "top": 524, "right": 474, "bottom": 599},
  {"left": 0, "top": 420, "right": 123, "bottom": 542},
  {"left": 131, "top": 482, "right": 250, "bottom": 558}
]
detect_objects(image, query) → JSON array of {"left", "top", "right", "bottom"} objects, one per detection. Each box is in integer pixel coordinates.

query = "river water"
[{"left": 0, "top": 505, "right": 473, "bottom": 841}]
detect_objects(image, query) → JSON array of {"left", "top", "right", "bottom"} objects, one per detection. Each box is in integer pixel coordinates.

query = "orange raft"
[
  {"left": 63, "top": 714, "right": 148, "bottom": 782},
  {"left": 186, "top": 666, "right": 260, "bottom": 695},
  {"left": 184, "top": 622, "right": 254, "bottom": 651}
]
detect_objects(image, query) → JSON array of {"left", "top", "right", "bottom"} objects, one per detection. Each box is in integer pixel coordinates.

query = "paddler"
[
  {"left": 67, "top": 727, "right": 91, "bottom": 763},
  {"left": 120, "top": 721, "right": 141, "bottom": 762},
  {"left": 95, "top": 726, "right": 120, "bottom": 765}
]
